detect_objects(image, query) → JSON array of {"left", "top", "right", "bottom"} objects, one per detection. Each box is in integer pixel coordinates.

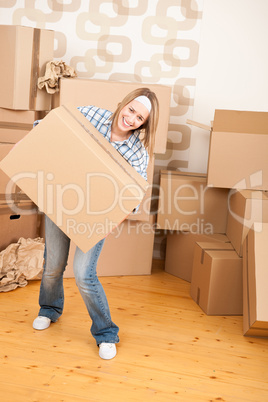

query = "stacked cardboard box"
[
  {"left": 0, "top": 109, "right": 40, "bottom": 200},
  {"left": 0, "top": 203, "right": 41, "bottom": 252},
  {"left": 206, "top": 110, "right": 268, "bottom": 191},
  {"left": 0, "top": 25, "right": 54, "bottom": 251},
  {"left": 157, "top": 170, "right": 230, "bottom": 282},
  {"left": 226, "top": 190, "right": 268, "bottom": 257},
  {"left": 243, "top": 223, "right": 268, "bottom": 337},
  {"left": 0, "top": 25, "right": 54, "bottom": 111},
  {"left": 178, "top": 110, "right": 268, "bottom": 333},
  {"left": 164, "top": 232, "right": 230, "bottom": 282},
  {"left": 158, "top": 110, "right": 268, "bottom": 331},
  {"left": 206, "top": 110, "right": 268, "bottom": 333},
  {"left": 190, "top": 242, "right": 243, "bottom": 315}
]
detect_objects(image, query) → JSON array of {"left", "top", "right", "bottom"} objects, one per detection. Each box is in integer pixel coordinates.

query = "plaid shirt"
[{"left": 77, "top": 105, "right": 149, "bottom": 181}]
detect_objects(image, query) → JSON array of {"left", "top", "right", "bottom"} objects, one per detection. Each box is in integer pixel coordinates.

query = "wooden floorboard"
[{"left": 1, "top": 260, "right": 267, "bottom": 401}]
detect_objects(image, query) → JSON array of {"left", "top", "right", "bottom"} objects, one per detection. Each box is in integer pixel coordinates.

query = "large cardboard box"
[
  {"left": 207, "top": 110, "right": 268, "bottom": 191},
  {"left": 64, "top": 218, "right": 155, "bottom": 278},
  {"left": 0, "top": 109, "right": 35, "bottom": 197},
  {"left": 157, "top": 171, "right": 229, "bottom": 233},
  {"left": 52, "top": 77, "right": 171, "bottom": 154},
  {"left": 165, "top": 232, "right": 230, "bottom": 282},
  {"left": 0, "top": 202, "right": 41, "bottom": 252},
  {"left": 226, "top": 189, "right": 268, "bottom": 257},
  {"left": 190, "top": 242, "right": 243, "bottom": 315},
  {"left": 243, "top": 223, "right": 268, "bottom": 337},
  {"left": 0, "top": 109, "right": 46, "bottom": 200},
  {"left": 0, "top": 108, "right": 40, "bottom": 202},
  {"left": 0, "top": 25, "right": 54, "bottom": 110},
  {"left": 29, "top": 121, "right": 154, "bottom": 224},
  {"left": 0, "top": 105, "right": 148, "bottom": 253}
]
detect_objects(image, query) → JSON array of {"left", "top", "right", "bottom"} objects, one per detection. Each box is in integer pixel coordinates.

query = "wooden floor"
[{"left": 1, "top": 260, "right": 267, "bottom": 402}]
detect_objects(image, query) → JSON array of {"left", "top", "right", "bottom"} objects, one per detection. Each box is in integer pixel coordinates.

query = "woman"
[{"left": 33, "top": 88, "right": 159, "bottom": 360}]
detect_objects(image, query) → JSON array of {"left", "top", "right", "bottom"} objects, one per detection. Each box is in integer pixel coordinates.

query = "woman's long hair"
[{"left": 111, "top": 88, "right": 159, "bottom": 157}]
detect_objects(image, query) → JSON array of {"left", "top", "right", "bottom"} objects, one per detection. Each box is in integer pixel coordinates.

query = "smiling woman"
[
  {"left": 111, "top": 99, "right": 150, "bottom": 142},
  {"left": 32, "top": 87, "right": 159, "bottom": 361},
  {"left": 111, "top": 88, "right": 159, "bottom": 158}
]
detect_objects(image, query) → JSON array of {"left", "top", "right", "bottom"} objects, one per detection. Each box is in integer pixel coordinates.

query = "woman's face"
[{"left": 116, "top": 99, "right": 150, "bottom": 135}]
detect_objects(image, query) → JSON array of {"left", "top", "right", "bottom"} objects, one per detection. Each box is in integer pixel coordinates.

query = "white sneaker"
[
  {"left": 99, "top": 343, "right": 117, "bottom": 360},
  {"left": 33, "top": 316, "right": 51, "bottom": 330}
]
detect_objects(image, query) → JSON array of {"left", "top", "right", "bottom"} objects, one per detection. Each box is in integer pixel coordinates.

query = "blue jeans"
[{"left": 38, "top": 215, "right": 119, "bottom": 345}]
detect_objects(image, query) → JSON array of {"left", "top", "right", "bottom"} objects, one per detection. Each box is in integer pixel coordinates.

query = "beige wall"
[
  {"left": 188, "top": 0, "right": 268, "bottom": 174},
  {"left": 1, "top": 0, "right": 267, "bottom": 258}
]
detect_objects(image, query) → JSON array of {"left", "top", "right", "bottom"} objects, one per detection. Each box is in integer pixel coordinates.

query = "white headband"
[{"left": 134, "top": 95, "right": 152, "bottom": 113}]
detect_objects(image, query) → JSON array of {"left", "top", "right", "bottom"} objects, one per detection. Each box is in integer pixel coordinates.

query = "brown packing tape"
[
  {"left": 201, "top": 249, "right": 205, "bottom": 264},
  {"left": 244, "top": 235, "right": 251, "bottom": 332},
  {"left": 200, "top": 247, "right": 234, "bottom": 264},
  {"left": 160, "top": 169, "right": 206, "bottom": 179},
  {"left": 0, "top": 140, "right": 14, "bottom": 145},
  {"left": 197, "top": 287, "right": 200, "bottom": 305},
  {"left": 29, "top": 28, "right": 41, "bottom": 110},
  {"left": 0, "top": 122, "right": 33, "bottom": 131},
  {"left": 0, "top": 192, "right": 31, "bottom": 203}
]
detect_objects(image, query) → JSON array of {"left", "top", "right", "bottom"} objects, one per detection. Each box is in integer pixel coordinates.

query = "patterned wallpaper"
[{"left": 0, "top": 0, "right": 204, "bottom": 258}]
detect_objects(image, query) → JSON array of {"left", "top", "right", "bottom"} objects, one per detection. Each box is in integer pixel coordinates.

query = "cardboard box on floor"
[
  {"left": 157, "top": 171, "right": 229, "bottom": 233},
  {"left": 0, "top": 25, "right": 54, "bottom": 111},
  {"left": 165, "top": 232, "right": 230, "bottom": 282},
  {"left": 190, "top": 242, "right": 243, "bottom": 315},
  {"left": 206, "top": 110, "right": 268, "bottom": 191},
  {"left": 64, "top": 218, "right": 155, "bottom": 278},
  {"left": 0, "top": 105, "right": 148, "bottom": 253},
  {"left": 0, "top": 108, "right": 42, "bottom": 201},
  {"left": 98, "top": 217, "right": 155, "bottom": 276},
  {"left": 226, "top": 189, "right": 268, "bottom": 257},
  {"left": 243, "top": 223, "right": 268, "bottom": 337},
  {"left": 52, "top": 77, "right": 171, "bottom": 154},
  {"left": 0, "top": 202, "right": 41, "bottom": 252}
]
